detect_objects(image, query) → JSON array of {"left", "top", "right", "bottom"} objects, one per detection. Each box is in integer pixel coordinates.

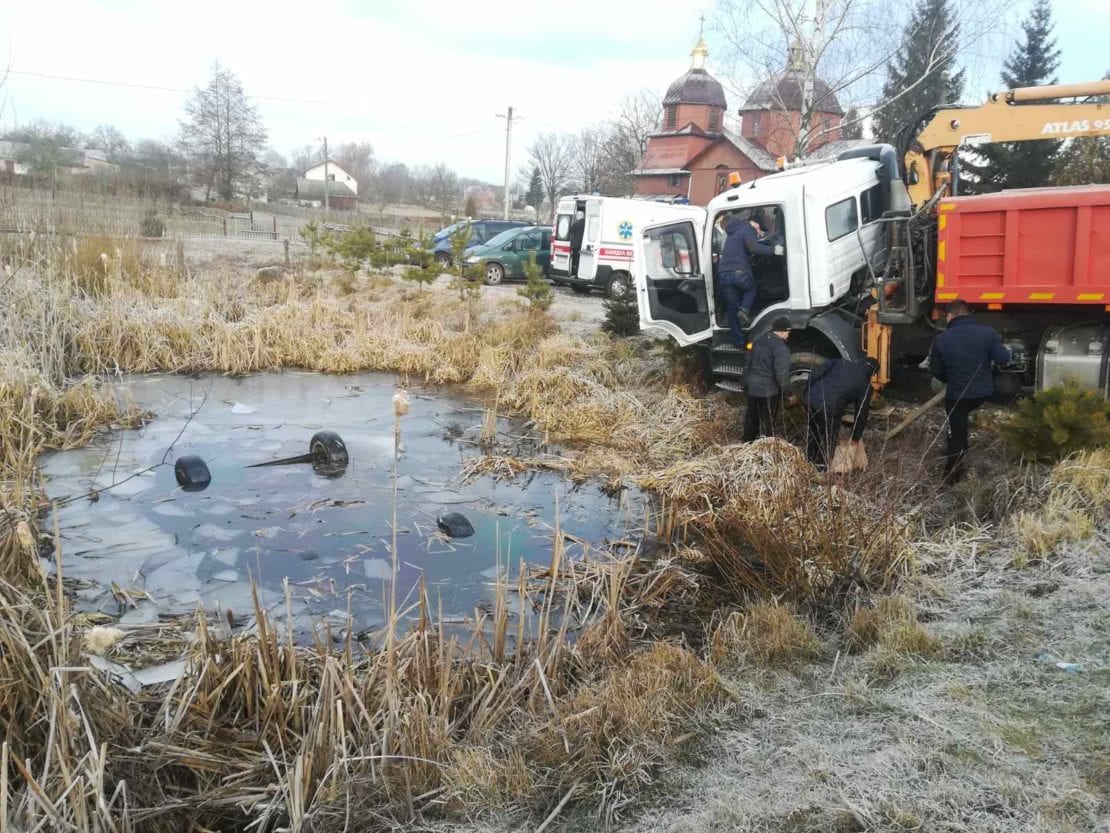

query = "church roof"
[{"left": 663, "top": 67, "right": 728, "bottom": 109}]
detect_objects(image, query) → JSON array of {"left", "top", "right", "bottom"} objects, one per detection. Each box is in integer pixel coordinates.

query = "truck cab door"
[
  {"left": 576, "top": 199, "right": 602, "bottom": 280},
  {"left": 635, "top": 219, "right": 713, "bottom": 346}
]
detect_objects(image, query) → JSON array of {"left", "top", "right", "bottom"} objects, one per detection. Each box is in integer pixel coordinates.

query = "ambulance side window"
[
  {"left": 587, "top": 216, "right": 600, "bottom": 241},
  {"left": 555, "top": 214, "right": 572, "bottom": 240}
]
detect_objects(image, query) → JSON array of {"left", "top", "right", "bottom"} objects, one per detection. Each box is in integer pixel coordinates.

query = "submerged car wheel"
[
  {"left": 310, "top": 431, "right": 349, "bottom": 466},
  {"left": 606, "top": 272, "right": 631, "bottom": 300},
  {"left": 484, "top": 262, "right": 505, "bottom": 285},
  {"left": 174, "top": 455, "right": 211, "bottom": 490}
]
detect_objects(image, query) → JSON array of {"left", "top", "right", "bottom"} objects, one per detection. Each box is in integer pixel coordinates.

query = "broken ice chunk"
[{"left": 230, "top": 402, "right": 257, "bottom": 415}]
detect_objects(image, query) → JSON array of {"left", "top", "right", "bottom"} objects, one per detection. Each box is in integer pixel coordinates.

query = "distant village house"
[
  {"left": 303, "top": 161, "right": 358, "bottom": 196},
  {"left": 0, "top": 140, "right": 117, "bottom": 179}
]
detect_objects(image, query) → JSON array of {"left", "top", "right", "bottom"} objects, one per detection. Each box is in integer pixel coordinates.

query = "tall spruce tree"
[
  {"left": 872, "top": 0, "right": 964, "bottom": 147},
  {"left": 965, "top": 0, "right": 1061, "bottom": 192}
]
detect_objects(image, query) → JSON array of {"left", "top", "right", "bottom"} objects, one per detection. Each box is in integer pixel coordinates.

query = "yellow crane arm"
[{"left": 905, "top": 79, "right": 1110, "bottom": 208}]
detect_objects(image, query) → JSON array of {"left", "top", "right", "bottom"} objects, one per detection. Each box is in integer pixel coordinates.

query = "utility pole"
[
  {"left": 322, "top": 135, "right": 330, "bottom": 212},
  {"left": 496, "top": 107, "right": 515, "bottom": 220}
]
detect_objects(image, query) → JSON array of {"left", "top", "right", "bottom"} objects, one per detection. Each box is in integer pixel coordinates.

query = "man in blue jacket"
[
  {"left": 929, "top": 299, "right": 1012, "bottom": 481},
  {"left": 806, "top": 357, "right": 878, "bottom": 469},
  {"left": 718, "top": 211, "right": 782, "bottom": 346}
]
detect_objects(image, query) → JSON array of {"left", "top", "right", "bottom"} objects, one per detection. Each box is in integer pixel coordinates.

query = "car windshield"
[
  {"left": 434, "top": 222, "right": 462, "bottom": 240},
  {"left": 482, "top": 228, "right": 520, "bottom": 248}
]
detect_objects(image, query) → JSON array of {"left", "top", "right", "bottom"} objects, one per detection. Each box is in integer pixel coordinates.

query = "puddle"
[{"left": 41, "top": 372, "right": 645, "bottom": 641}]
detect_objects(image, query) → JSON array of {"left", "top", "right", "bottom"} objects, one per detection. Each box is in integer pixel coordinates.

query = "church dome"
[
  {"left": 662, "top": 37, "right": 727, "bottom": 109},
  {"left": 742, "top": 42, "right": 843, "bottom": 114}
]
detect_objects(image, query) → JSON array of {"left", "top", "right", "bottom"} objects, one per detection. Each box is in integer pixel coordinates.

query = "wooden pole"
[{"left": 884, "top": 388, "right": 946, "bottom": 441}]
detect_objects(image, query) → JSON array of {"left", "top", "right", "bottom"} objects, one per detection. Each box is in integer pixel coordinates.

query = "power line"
[{"left": 6, "top": 69, "right": 366, "bottom": 106}]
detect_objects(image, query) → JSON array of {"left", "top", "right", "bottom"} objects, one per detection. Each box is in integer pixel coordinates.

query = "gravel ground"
[{"left": 181, "top": 237, "right": 609, "bottom": 337}]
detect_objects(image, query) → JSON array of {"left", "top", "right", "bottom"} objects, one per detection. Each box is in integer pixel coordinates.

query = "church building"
[{"left": 633, "top": 37, "right": 847, "bottom": 205}]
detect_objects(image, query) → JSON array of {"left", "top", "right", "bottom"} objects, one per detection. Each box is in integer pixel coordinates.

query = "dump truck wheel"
[
  {"left": 310, "top": 431, "right": 349, "bottom": 466},
  {"left": 174, "top": 455, "right": 211, "bottom": 490}
]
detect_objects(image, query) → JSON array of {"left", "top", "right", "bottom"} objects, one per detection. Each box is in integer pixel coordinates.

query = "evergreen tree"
[
  {"left": 841, "top": 107, "right": 863, "bottom": 141},
  {"left": 526, "top": 166, "right": 544, "bottom": 212},
  {"left": 1053, "top": 137, "right": 1110, "bottom": 185},
  {"left": 872, "top": 0, "right": 964, "bottom": 147},
  {"left": 965, "top": 0, "right": 1061, "bottom": 192},
  {"left": 601, "top": 290, "right": 640, "bottom": 337}
]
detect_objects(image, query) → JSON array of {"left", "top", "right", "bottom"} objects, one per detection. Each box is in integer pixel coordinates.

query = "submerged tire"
[
  {"left": 174, "top": 455, "right": 211, "bottom": 490},
  {"left": 437, "top": 511, "right": 475, "bottom": 539},
  {"left": 310, "top": 431, "right": 349, "bottom": 466}
]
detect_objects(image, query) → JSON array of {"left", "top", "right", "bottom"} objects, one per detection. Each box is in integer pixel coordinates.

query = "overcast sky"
[{"left": 1, "top": 0, "right": 1106, "bottom": 184}]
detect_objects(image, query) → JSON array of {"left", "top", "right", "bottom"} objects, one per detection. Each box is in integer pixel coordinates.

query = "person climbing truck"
[
  {"left": 805, "top": 357, "right": 878, "bottom": 470},
  {"left": 717, "top": 210, "right": 783, "bottom": 346}
]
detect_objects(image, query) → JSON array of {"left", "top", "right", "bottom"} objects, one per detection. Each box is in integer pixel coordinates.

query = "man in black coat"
[
  {"left": 568, "top": 211, "right": 585, "bottom": 277},
  {"left": 717, "top": 211, "right": 782, "bottom": 346},
  {"left": 929, "top": 299, "right": 1012, "bottom": 481},
  {"left": 806, "top": 357, "right": 878, "bottom": 469},
  {"left": 742, "top": 317, "right": 794, "bottom": 441}
]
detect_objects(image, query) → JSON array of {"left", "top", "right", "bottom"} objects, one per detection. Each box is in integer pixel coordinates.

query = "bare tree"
[
  {"left": 427, "top": 162, "right": 460, "bottom": 218},
  {"left": 573, "top": 128, "right": 607, "bottom": 194},
  {"left": 333, "top": 141, "right": 375, "bottom": 195},
  {"left": 88, "top": 125, "right": 131, "bottom": 163},
  {"left": 527, "top": 132, "right": 575, "bottom": 220},
  {"left": 260, "top": 149, "right": 295, "bottom": 199},
  {"left": 369, "top": 161, "right": 408, "bottom": 221},
  {"left": 713, "top": 0, "right": 1009, "bottom": 158},
  {"left": 291, "top": 144, "right": 319, "bottom": 174},
  {"left": 601, "top": 89, "right": 661, "bottom": 195},
  {"left": 180, "top": 63, "right": 268, "bottom": 201}
]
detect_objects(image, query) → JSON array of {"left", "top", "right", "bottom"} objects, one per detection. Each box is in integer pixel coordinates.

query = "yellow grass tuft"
[
  {"left": 844, "top": 595, "right": 917, "bottom": 651},
  {"left": 710, "top": 602, "right": 820, "bottom": 667}
]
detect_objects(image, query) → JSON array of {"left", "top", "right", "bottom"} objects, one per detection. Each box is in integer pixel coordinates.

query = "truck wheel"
[
  {"left": 787, "top": 350, "right": 829, "bottom": 398},
  {"left": 606, "top": 272, "right": 631, "bottom": 300},
  {"left": 571, "top": 285, "right": 591, "bottom": 295},
  {"left": 310, "top": 431, "right": 349, "bottom": 466},
  {"left": 483, "top": 262, "right": 505, "bottom": 285}
]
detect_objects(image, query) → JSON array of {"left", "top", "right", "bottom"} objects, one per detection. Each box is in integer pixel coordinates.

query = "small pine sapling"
[
  {"left": 1001, "top": 380, "right": 1110, "bottom": 461},
  {"left": 601, "top": 285, "right": 640, "bottom": 337},
  {"left": 517, "top": 252, "right": 553, "bottom": 314}
]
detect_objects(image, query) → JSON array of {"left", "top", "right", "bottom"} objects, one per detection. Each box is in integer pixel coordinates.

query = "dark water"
[{"left": 41, "top": 372, "right": 644, "bottom": 640}]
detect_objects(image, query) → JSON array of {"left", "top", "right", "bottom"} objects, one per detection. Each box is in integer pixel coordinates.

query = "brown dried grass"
[{"left": 710, "top": 602, "right": 820, "bottom": 667}]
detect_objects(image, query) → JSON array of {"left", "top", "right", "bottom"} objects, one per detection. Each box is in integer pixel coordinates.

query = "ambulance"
[{"left": 549, "top": 196, "right": 705, "bottom": 299}]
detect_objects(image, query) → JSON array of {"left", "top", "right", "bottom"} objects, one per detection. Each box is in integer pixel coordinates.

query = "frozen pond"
[{"left": 41, "top": 372, "right": 645, "bottom": 642}]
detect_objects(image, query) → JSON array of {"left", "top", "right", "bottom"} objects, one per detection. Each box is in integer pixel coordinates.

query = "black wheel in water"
[
  {"left": 570, "top": 284, "right": 592, "bottom": 295},
  {"left": 174, "top": 455, "right": 211, "bottom": 490},
  {"left": 310, "top": 431, "right": 349, "bottom": 466}
]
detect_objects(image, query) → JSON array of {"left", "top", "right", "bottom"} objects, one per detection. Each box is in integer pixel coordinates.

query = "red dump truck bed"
[{"left": 935, "top": 185, "right": 1110, "bottom": 307}]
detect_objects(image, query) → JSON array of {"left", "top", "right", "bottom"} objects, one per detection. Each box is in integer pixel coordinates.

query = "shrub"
[
  {"left": 517, "top": 252, "right": 553, "bottom": 313},
  {"left": 1001, "top": 381, "right": 1110, "bottom": 462},
  {"left": 140, "top": 212, "right": 165, "bottom": 238},
  {"left": 601, "top": 287, "right": 639, "bottom": 337},
  {"left": 401, "top": 263, "right": 439, "bottom": 293}
]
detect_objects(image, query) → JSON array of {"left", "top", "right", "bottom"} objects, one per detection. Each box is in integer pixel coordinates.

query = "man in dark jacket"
[
  {"left": 806, "top": 357, "right": 878, "bottom": 469},
  {"left": 568, "top": 211, "right": 585, "bottom": 277},
  {"left": 718, "top": 212, "right": 782, "bottom": 346},
  {"left": 929, "top": 299, "right": 1012, "bottom": 480},
  {"left": 742, "top": 317, "right": 794, "bottom": 441}
]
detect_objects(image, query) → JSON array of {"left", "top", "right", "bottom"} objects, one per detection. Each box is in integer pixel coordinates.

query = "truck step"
[
  {"left": 711, "top": 362, "right": 746, "bottom": 378},
  {"left": 715, "top": 379, "right": 746, "bottom": 393},
  {"left": 712, "top": 343, "right": 744, "bottom": 355}
]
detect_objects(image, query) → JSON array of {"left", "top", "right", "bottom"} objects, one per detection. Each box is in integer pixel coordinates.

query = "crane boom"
[{"left": 905, "top": 79, "right": 1110, "bottom": 208}]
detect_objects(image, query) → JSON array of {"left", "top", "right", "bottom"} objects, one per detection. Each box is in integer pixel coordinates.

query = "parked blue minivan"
[{"left": 429, "top": 219, "right": 529, "bottom": 265}]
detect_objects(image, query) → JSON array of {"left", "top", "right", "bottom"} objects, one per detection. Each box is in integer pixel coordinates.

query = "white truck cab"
[
  {"left": 634, "top": 149, "right": 896, "bottom": 389},
  {"left": 550, "top": 196, "right": 704, "bottom": 299}
]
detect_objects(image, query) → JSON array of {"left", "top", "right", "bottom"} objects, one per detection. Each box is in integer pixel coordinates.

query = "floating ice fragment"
[
  {"left": 210, "top": 569, "right": 239, "bottom": 582},
  {"left": 230, "top": 402, "right": 257, "bottom": 414},
  {"left": 364, "top": 558, "right": 393, "bottom": 580},
  {"left": 193, "top": 524, "right": 243, "bottom": 542}
]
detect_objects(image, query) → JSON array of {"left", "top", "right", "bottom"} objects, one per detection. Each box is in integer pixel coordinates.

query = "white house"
[{"left": 304, "top": 161, "right": 358, "bottom": 196}]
